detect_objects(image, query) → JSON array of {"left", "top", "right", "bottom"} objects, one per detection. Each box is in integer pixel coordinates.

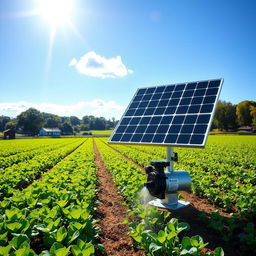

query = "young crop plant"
[
  {"left": 0, "top": 138, "right": 73, "bottom": 157},
  {"left": 0, "top": 139, "right": 85, "bottom": 199},
  {"left": 127, "top": 207, "right": 224, "bottom": 256},
  {"left": 0, "top": 138, "right": 77, "bottom": 169},
  {"left": 0, "top": 138, "right": 104, "bottom": 255}
]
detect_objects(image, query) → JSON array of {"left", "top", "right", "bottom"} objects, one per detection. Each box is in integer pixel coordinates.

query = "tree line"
[
  {"left": 212, "top": 100, "right": 256, "bottom": 131},
  {"left": 0, "top": 108, "right": 118, "bottom": 135},
  {"left": 0, "top": 100, "right": 255, "bottom": 135}
]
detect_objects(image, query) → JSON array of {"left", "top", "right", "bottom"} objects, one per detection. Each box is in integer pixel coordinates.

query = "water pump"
[{"left": 144, "top": 148, "right": 191, "bottom": 210}]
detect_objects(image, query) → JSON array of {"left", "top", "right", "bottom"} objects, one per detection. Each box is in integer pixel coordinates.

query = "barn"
[
  {"left": 237, "top": 126, "right": 253, "bottom": 132},
  {"left": 3, "top": 129, "right": 16, "bottom": 139},
  {"left": 39, "top": 128, "right": 61, "bottom": 137}
]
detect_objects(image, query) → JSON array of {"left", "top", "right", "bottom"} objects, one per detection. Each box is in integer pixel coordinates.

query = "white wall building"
[{"left": 39, "top": 128, "right": 61, "bottom": 137}]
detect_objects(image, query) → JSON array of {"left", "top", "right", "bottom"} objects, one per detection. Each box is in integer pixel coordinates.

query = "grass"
[
  {"left": 73, "top": 130, "right": 113, "bottom": 137},
  {"left": 89, "top": 130, "right": 113, "bottom": 135}
]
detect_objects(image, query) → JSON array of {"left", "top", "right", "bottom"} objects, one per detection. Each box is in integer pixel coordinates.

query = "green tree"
[
  {"left": 5, "top": 120, "right": 17, "bottom": 130},
  {"left": 224, "top": 102, "right": 237, "bottom": 130},
  {"left": 92, "top": 117, "right": 106, "bottom": 130},
  {"left": 79, "top": 124, "right": 89, "bottom": 131},
  {"left": 236, "top": 101, "right": 256, "bottom": 126},
  {"left": 250, "top": 105, "right": 256, "bottom": 126},
  {"left": 73, "top": 125, "right": 80, "bottom": 133},
  {"left": 0, "top": 116, "right": 11, "bottom": 131},
  {"left": 70, "top": 116, "right": 81, "bottom": 126},
  {"left": 82, "top": 116, "right": 90, "bottom": 125},
  {"left": 106, "top": 117, "right": 118, "bottom": 129},
  {"left": 45, "top": 118, "right": 59, "bottom": 128},
  {"left": 42, "top": 113, "right": 61, "bottom": 128},
  {"left": 213, "top": 101, "right": 237, "bottom": 131},
  {"left": 89, "top": 116, "right": 96, "bottom": 130},
  {"left": 60, "top": 122, "right": 73, "bottom": 135},
  {"left": 17, "top": 108, "right": 44, "bottom": 135},
  {"left": 60, "top": 116, "right": 70, "bottom": 124}
]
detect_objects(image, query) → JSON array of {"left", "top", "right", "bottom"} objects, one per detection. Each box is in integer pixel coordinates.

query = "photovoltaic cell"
[{"left": 109, "top": 79, "right": 223, "bottom": 147}]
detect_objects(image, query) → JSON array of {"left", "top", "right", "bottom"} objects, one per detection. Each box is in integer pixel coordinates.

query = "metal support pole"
[{"left": 166, "top": 147, "right": 174, "bottom": 173}]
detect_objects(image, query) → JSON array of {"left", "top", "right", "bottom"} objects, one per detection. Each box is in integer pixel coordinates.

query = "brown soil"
[
  {"left": 180, "top": 191, "right": 231, "bottom": 218},
  {"left": 93, "top": 140, "right": 144, "bottom": 256},
  {"left": 100, "top": 141, "right": 246, "bottom": 256}
]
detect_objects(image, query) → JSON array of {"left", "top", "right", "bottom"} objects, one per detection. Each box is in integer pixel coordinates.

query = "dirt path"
[{"left": 93, "top": 140, "right": 144, "bottom": 256}]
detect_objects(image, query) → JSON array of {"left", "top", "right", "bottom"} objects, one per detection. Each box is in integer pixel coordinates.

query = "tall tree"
[
  {"left": 45, "top": 117, "right": 60, "bottom": 128},
  {"left": 224, "top": 102, "right": 237, "bottom": 130},
  {"left": 213, "top": 101, "right": 237, "bottom": 130},
  {"left": 60, "top": 122, "right": 73, "bottom": 135},
  {"left": 42, "top": 113, "right": 61, "bottom": 128},
  {"left": 5, "top": 120, "right": 17, "bottom": 130},
  {"left": 250, "top": 105, "right": 256, "bottom": 126},
  {"left": 82, "top": 116, "right": 90, "bottom": 125},
  {"left": 0, "top": 116, "right": 11, "bottom": 131},
  {"left": 70, "top": 116, "right": 81, "bottom": 126},
  {"left": 17, "top": 108, "right": 44, "bottom": 135},
  {"left": 92, "top": 117, "right": 106, "bottom": 130},
  {"left": 60, "top": 116, "right": 70, "bottom": 124},
  {"left": 236, "top": 101, "right": 256, "bottom": 126}
]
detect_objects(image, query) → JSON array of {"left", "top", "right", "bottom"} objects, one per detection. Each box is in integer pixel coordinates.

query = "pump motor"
[{"left": 144, "top": 159, "right": 191, "bottom": 210}]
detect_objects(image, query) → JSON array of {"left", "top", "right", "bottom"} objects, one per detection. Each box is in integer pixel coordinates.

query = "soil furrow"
[{"left": 93, "top": 140, "right": 144, "bottom": 256}]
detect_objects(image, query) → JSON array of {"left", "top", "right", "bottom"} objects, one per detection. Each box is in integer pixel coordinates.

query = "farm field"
[{"left": 0, "top": 136, "right": 255, "bottom": 255}]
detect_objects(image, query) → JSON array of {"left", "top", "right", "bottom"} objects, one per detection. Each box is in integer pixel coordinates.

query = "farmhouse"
[
  {"left": 237, "top": 126, "right": 253, "bottom": 132},
  {"left": 39, "top": 128, "right": 61, "bottom": 137}
]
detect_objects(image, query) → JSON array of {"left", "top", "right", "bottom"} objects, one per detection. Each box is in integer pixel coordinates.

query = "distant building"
[
  {"left": 3, "top": 129, "right": 15, "bottom": 139},
  {"left": 39, "top": 128, "right": 61, "bottom": 137},
  {"left": 237, "top": 126, "right": 253, "bottom": 132}
]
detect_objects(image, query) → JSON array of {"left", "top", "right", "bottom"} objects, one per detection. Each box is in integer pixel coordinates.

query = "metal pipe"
[{"left": 166, "top": 147, "right": 174, "bottom": 173}]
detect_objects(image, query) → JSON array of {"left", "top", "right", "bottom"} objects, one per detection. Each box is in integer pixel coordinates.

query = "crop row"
[
  {"left": 0, "top": 138, "right": 72, "bottom": 158},
  {"left": 0, "top": 139, "right": 85, "bottom": 199},
  {"left": 95, "top": 139, "right": 223, "bottom": 255},
  {"left": 124, "top": 136, "right": 256, "bottom": 183},
  {"left": 0, "top": 138, "right": 102, "bottom": 255},
  {"left": 0, "top": 139, "right": 79, "bottom": 170}
]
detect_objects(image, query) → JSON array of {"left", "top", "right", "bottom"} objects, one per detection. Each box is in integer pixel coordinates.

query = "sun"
[{"left": 39, "top": 0, "right": 73, "bottom": 27}]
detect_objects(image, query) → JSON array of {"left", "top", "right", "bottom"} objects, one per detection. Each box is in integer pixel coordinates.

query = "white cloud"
[
  {"left": 0, "top": 100, "right": 126, "bottom": 119},
  {"left": 69, "top": 51, "right": 133, "bottom": 78}
]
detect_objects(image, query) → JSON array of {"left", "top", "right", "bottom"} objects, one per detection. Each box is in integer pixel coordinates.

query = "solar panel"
[{"left": 109, "top": 79, "right": 223, "bottom": 148}]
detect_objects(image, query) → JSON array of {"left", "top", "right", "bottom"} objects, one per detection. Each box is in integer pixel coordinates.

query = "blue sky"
[{"left": 0, "top": 0, "right": 255, "bottom": 119}]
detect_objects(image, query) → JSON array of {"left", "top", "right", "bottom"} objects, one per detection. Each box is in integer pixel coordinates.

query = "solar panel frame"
[{"left": 109, "top": 78, "right": 224, "bottom": 148}]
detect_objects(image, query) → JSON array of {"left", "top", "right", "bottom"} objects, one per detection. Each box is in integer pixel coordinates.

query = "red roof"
[{"left": 238, "top": 126, "right": 252, "bottom": 130}]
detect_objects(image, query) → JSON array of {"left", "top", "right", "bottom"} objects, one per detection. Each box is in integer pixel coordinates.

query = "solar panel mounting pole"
[
  {"left": 166, "top": 147, "right": 174, "bottom": 173},
  {"left": 164, "top": 146, "right": 179, "bottom": 209}
]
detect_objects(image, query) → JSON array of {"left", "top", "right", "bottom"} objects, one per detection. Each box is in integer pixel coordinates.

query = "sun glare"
[{"left": 39, "top": 0, "right": 73, "bottom": 26}]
